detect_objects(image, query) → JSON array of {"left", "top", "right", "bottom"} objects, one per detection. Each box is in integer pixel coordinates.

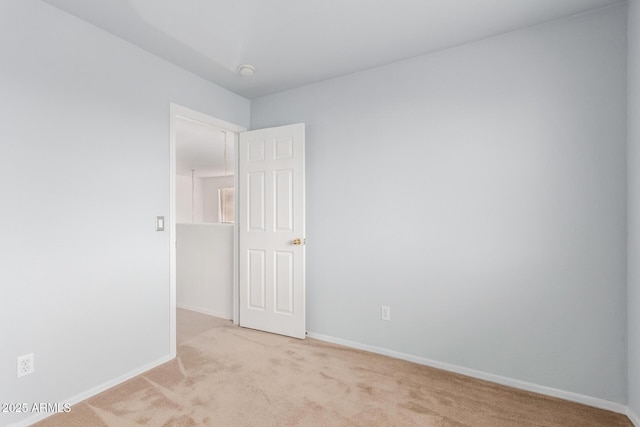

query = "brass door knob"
[{"left": 292, "top": 238, "right": 303, "bottom": 246}]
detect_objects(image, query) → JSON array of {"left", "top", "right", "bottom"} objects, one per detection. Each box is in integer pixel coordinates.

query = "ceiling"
[
  {"left": 175, "top": 117, "right": 235, "bottom": 178},
  {"left": 42, "top": 0, "right": 623, "bottom": 99}
]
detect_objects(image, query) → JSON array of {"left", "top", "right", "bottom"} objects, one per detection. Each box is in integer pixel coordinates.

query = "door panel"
[
  {"left": 248, "top": 173, "right": 265, "bottom": 231},
  {"left": 248, "top": 250, "right": 266, "bottom": 310},
  {"left": 274, "top": 251, "right": 294, "bottom": 315},
  {"left": 238, "top": 123, "right": 305, "bottom": 339},
  {"left": 275, "top": 170, "right": 293, "bottom": 232}
]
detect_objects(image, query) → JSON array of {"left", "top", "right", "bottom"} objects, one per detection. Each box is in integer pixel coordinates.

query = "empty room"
[{"left": 2, "top": 0, "right": 640, "bottom": 426}]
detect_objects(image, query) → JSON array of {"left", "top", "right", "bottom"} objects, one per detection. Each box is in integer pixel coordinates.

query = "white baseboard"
[
  {"left": 306, "top": 331, "right": 629, "bottom": 417},
  {"left": 628, "top": 408, "right": 640, "bottom": 426},
  {"left": 177, "top": 303, "right": 231, "bottom": 320},
  {"left": 9, "top": 354, "right": 174, "bottom": 427}
]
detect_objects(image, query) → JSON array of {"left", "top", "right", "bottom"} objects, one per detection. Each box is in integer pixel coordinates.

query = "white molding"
[
  {"left": 171, "top": 104, "right": 247, "bottom": 134},
  {"left": 233, "top": 131, "right": 239, "bottom": 326},
  {"left": 628, "top": 408, "right": 640, "bottom": 426},
  {"left": 306, "top": 331, "right": 629, "bottom": 417},
  {"left": 177, "top": 304, "right": 232, "bottom": 320},
  {"left": 169, "top": 104, "right": 177, "bottom": 359},
  {"left": 8, "top": 354, "right": 173, "bottom": 427}
]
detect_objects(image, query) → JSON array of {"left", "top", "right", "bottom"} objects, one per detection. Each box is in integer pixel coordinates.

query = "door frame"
[{"left": 169, "top": 103, "right": 246, "bottom": 357}]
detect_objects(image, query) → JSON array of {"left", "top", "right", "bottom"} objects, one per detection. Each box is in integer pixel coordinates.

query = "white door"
[{"left": 238, "top": 124, "right": 305, "bottom": 339}]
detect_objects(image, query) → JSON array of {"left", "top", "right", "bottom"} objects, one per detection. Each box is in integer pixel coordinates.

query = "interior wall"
[
  {"left": 176, "top": 224, "right": 234, "bottom": 319},
  {"left": 0, "top": 1, "right": 249, "bottom": 426},
  {"left": 176, "top": 174, "right": 204, "bottom": 223},
  {"left": 175, "top": 175, "right": 235, "bottom": 223},
  {"left": 202, "top": 176, "right": 236, "bottom": 223},
  {"left": 251, "top": 4, "right": 628, "bottom": 403},
  {"left": 628, "top": 0, "right": 640, "bottom": 418}
]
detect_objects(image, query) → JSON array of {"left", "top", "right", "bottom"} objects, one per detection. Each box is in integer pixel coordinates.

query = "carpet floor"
[{"left": 35, "top": 309, "right": 632, "bottom": 426}]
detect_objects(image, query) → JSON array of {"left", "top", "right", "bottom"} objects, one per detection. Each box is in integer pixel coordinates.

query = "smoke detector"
[{"left": 238, "top": 64, "right": 255, "bottom": 77}]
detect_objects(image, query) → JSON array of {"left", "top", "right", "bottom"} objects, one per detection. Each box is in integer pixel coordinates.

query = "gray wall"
[
  {"left": 176, "top": 224, "right": 234, "bottom": 319},
  {"left": 203, "top": 176, "right": 236, "bottom": 223},
  {"left": 629, "top": 0, "right": 640, "bottom": 418},
  {"left": 252, "top": 5, "right": 628, "bottom": 402},
  {"left": 0, "top": 1, "right": 249, "bottom": 425}
]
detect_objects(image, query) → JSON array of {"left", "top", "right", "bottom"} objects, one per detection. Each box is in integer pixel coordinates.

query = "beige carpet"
[{"left": 36, "top": 309, "right": 632, "bottom": 426}]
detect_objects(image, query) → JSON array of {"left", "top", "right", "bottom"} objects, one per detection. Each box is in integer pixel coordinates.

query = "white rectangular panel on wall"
[{"left": 239, "top": 124, "right": 305, "bottom": 339}]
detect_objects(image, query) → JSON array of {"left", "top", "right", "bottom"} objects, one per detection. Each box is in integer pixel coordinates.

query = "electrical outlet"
[
  {"left": 17, "top": 353, "right": 34, "bottom": 378},
  {"left": 381, "top": 305, "right": 391, "bottom": 321}
]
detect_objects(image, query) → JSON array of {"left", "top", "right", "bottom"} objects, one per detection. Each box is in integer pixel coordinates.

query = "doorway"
[{"left": 169, "top": 103, "right": 246, "bottom": 357}]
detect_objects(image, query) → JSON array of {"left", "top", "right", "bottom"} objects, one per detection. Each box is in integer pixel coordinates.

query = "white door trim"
[{"left": 169, "top": 103, "right": 246, "bottom": 358}]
